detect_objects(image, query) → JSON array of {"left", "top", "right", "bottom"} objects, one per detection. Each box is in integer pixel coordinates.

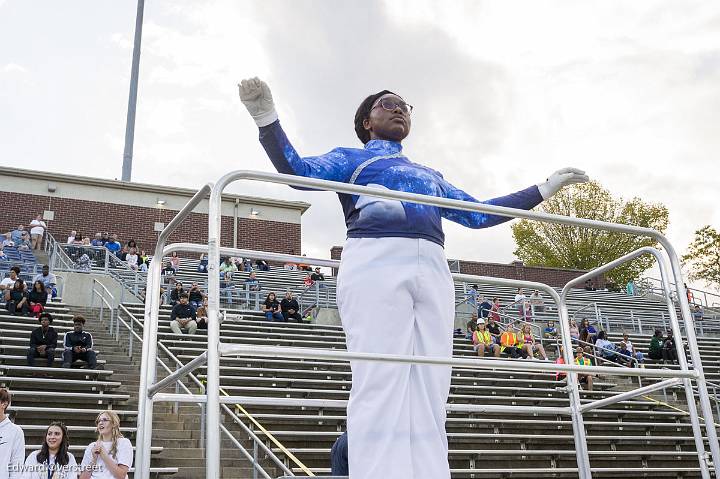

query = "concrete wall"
[{"left": 58, "top": 271, "right": 141, "bottom": 308}]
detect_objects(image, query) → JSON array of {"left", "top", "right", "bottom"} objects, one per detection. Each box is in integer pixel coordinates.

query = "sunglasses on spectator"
[{"left": 371, "top": 98, "right": 413, "bottom": 115}]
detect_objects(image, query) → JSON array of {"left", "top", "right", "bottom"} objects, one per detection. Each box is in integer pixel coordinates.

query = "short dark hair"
[
  {"left": 0, "top": 388, "right": 11, "bottom": 405},
  {"left": 354, "top": 90, "right": 399, "bottom": 144},
  {"left": 180, "top": 293, "right": 189, "bottom": 299},
  {"left": 10, "top": 266, "right": 20, "bottom": 275},
  {"left": 73, "top": 315, "right": 86, "bottom": 325},
  {"left": 38, "top": 312, "right": 53, "bottom": 323}
]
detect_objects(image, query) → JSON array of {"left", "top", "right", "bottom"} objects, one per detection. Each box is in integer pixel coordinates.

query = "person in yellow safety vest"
[
  {"left": 517, "top": 324, "right": 549, "bottom": 360},
  {"left": 574, "top": 346, "right": 593, "bottom": 391},
  {"left": 499, "top": 323, "right": 526, "bottom": 359},
  {"left": 472, "top": 320, "right": 500, "bottom": 358}
]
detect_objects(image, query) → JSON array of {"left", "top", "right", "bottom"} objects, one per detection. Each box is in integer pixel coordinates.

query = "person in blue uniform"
[{"left": 239, "top": 77, "right": 588, "bottom": 479}]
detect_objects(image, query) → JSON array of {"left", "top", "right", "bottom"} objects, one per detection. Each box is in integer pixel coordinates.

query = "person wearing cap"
[
  {"left": 310, "top": 267, "right": 327, "bottom": 290},
  {"left": 27, "top": 312, "right": 58, "bottom": 367},
  {"left": 62, "top": 316, "right": 97, "bottom": 369},
  {"left": 472, "top": 320, "right": 500, "bottom": 358}
]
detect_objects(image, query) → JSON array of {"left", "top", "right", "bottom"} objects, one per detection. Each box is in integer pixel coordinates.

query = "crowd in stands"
[{"left": 1, "top": 388, "right": 133, "bottom": 478}]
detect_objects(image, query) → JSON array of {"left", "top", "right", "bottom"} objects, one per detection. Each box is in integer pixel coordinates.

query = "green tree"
[
  {"left": 681, "top": 225, "right": 720, "bottom": 288},
  {"left": 511, "top": 181, "right": 669, "bottom": 286}
]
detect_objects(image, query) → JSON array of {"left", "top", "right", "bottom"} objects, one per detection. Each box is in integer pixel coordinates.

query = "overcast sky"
[{"left": 2, "top": 0, "right": 719, "bottom": 290}]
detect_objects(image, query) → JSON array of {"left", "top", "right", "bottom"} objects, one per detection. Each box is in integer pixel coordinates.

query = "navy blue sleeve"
[
  {"left": 440, "top": 178, "right": 543, "bottom": 229},
  {"left": 258, "top": 120, "right": 359, "bottom": 183}
]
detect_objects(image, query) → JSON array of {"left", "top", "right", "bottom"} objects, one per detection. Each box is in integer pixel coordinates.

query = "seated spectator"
[
  {"left": 283, "top": 260, "right": 297, "bottom": 270},
  {"left": 662, "top": 330, "right": 678, "bottom": 364},
  {"left": 518, "top": 324, "right": 548, "bottom": 360},
  {"left": 138, "top": 250, "right": 149, "bottom": 272},
  {"left": 196, "top": 306, "right": 208, "bottom": 329},
  {"left": 34, "top": 264, "right": 58, "bottom": 298},
  {"left": 219, "top": 257, "right": 238, "bottom": 280},
  {"left": 79, "top": 410, "right": 133, "bottom": 479},
  {"left": 311, "top": 267, "right": 326, "bottom": 288},
  {"left": 162, "top": 261, "right": 176, "bottom": 283},
  {"left": 66, "top": 230, "right": 77, "bottom": 244},
  {"left": 169, "top": 282, "right": 184, "bottom": 306},
  {"left": 170, "top": 293, "right": 197, "bottom": 335},
  {"left": 27, "top": 312, "right": 58, "bottom": 367},
  {"left": 648, "top": 329, "right": 664, "bottom": 361},
  {"left": 303, "top": 273, "right": 314, "bottom": 288},
  {"left": 0, "top": 388, "right": 26, "bottom": 476},
  {"left": 62, "top": 316, "right": 97, "bottom": 369},
  {"left": 584, "top": 280, "right": 596, "bottom": 291},
  {"left": 579, "top": 318, "right": 597, "bottom": 343},
  {"left": 10, "top": 225, "right": 25, "bottom": 244},
  {"left": 280, "top": 291, "right": 302, "bottom": 322},
  {"left": 530, "top": 289, "right": 545, "bottom": 313},
  {"left": 5, "top": 279, "right": 29, "bottom": 316},
  {"left": 1, "top": 234, "right": 14, "bottom": 248},
  {"left": 489, "top": 297, "right": 501, "bottom": 322},
  {"left": 693, "top": 305, "right": 704, "bottom": 321},
  {"left": 29, "top": 215, "right": 47, "bottom": 251},
  {"left": 486, "top": 316, "right": 502, "bottom": 344},
  {"left": 465, "top": 313, "right": 478, "bottom": 340},
  {"left": 522, "top": 301, "right": 533, "bottom": 322},
  {"left": 76, "top": 252, "right": 91, "bottom": 272},
  {"left": 255, "top": 259, "right": 269, "bottom": 271},
  {"left": 617, "top": 332, "right": 644, "bottom": 367},
  {"left": 578, "top": 328, "right": 594, "bottom": 356},
  {"left": 244, "top": 271, "right": 261, "bottom": 292},
  {"left": 569, "top": 319, "right": 580, "bottom": 340},
  {"left": 169, "top": 251, "right": 180, "bottom": 272},
  {"left": 543, "top": 321, "right": 558, "bottom": 340},
  {"left": 104, "top": 234, "right": 121, "bottom": 254},
  {"left": 574, "top": 347, "right": 593, "bottom": 391},
  {"left": 28, "top": 280, "right": 48, "bottom": 316},
  {"left": 16, "top": 231, "right": 31, "bottom": 251},
  {"left": 198, "top": 253, "right": 209, "bottom": 273},
  {"left": 188, "top": 282, "right": 205, "bottom": 308},
  {"left": 594, "top": 330, "right": 617, "bottom": 362},
  {"left": 0, "top": 246, "right": 6, "bottom": 261},
  {"left": 500, "top": 324, "right": 526, "bottom": 359},
  {"left": 125, "top": 247, "right": 139, "bottom": 271},
  {"left": 127, "top": 239, "right": 137, "bottom": 250},
  {"left": 473, "top": 320, "right": 500, "bottom": 358},
  {"left": 0, "top": 265, "right": 21, "bottom": 291},
  {"left": 330, "top": 431, "right": 349, "bottom": 476},
  {"left": 478, "top": 296, "right": 492, "bottom": 320},
  {"left": 242, "top": 258, "right": 253, "bottom": 272},
  {"left": 555, "top": 346, "right": 566, "bottom": 382},
  {"left": 23, "top": 421, "right": 78, "bottom": 479},
  {"left": 262, "top": 292, "right": 284, "bottom": 322},
  {"left": 117, "top": 245, "right": 128, "bottom": 262},
  {"left": 91, "top": 232, "right": 104, "bottom": 247}
]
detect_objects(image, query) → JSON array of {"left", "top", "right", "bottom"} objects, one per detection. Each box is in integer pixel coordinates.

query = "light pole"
[{"left": 121, "top": 0, "right": 145, "bottom": 182}]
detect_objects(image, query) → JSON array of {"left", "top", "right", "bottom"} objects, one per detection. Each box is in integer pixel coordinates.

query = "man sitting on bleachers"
[
  {"left": 170, "top": 293, "right": 198, "bottom": 335},
  {"left": 0, "top": 265, "right": 21, "bottom": 292},
  {"left": 27, "top": 312, "right": 58, "bottom": 367},
  {"left": 104, "top": 234, "right": 121, "bottom": 255},
  {"left": 62, "top": 315, "right": 97, "bottom": 369},
  {"left": 9, "top": 225, "right": 25, "bottom": 244},
  {"left": 280, "top": 291, "right": 302, "bottom": 322},
  {"left": 33, "top": 264, "right": 57, "bottom": 299}
]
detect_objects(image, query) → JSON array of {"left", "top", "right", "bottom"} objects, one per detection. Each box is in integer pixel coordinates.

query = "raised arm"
[
  {"left": 440, "top": 168, "right": 589, "bottom": 228},
  {"left": 239, "top": 77, "right": 357, "bottom": 183}
]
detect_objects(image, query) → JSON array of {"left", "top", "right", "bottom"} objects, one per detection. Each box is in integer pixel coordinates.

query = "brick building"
[{"left": 0, "top": 167, "right": 309, "bottom": 256}]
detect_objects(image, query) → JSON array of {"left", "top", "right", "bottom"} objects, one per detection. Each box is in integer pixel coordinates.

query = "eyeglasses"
[
  {"left": 96, "top": 418, "right": 111, "bottom": 424},
  {"left": 372, "top": 98, "right": 413, "bottom": 115}
]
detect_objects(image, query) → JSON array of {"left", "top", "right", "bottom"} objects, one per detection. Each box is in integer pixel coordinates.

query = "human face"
[
  {"left": 363, "top": 94, "right": 411, "bottom": 143},
  {"left": 46, "top": 425, "right": 64, "bottom": 452},
  {"left": 180, "top": 297, "right": 188, "bottom": 305},
  {"left": 73, "top": 322, "right": 83, "bottom": 333},
  {"left": 285, "top": 292, "right": 291, "bottom": 299},
  {"left": 96, "top": 414, "right": 112, "bottom": 434},
  {"left": 41, "top": 318, "right": 50, "bottom": 329}
]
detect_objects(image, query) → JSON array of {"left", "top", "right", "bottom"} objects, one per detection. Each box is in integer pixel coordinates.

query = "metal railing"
[
  {"left": 90, "top": 278, "right": 117, "bottom": 337},
  {"left": 133, "top": 170, "right": 720, "bottom": 479}
]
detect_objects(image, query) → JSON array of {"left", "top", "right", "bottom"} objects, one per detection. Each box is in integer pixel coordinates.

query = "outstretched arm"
[{"left": 239, "top": 77, "right": 356, "bottom": 183}]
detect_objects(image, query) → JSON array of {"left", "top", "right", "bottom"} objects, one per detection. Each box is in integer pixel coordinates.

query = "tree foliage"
[
  {"left": 511, "top": 181, "right": 669, "bottom": 286},
  {"left": 681, "top": 225, "right": 720, "bottom": 289}
]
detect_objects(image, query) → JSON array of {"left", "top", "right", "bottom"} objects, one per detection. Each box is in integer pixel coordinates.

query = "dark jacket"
[
  {"left": 28, "top": 290, "right": 48, "bottom": 305},
  {"left": 63, "top": 330, "right": 93, "bottom": 350},
  {"left": 170, "top": 288, "right": 184, "bottom": 302},
  {"left": 30, "top": 327, "right": 58, "bottom": 349},
  {"left": 171, "top": 303, "right": 196, "bottom": 322},
  {"left": 188, "top": 289, "right": 204, "bottom": 303},
  {"left": 280, "top": 298, "right": 299, "bottom": 313}
]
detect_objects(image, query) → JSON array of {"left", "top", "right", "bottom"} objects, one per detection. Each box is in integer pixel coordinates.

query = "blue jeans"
[{"left": 265, "top": 311, "right": 284, "bottom": 322}]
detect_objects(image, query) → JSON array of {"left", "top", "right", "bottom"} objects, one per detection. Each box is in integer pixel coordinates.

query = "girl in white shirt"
[
  {"left": 23, "top": 421, "right": 78, "bottom": 479},
  {"left": 79, "top": 411, "right": 133, "bottom": 479}
]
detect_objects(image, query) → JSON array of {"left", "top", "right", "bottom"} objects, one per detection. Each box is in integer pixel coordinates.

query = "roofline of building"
[{"left": 1, "top": 166, "right": 311, "bottom": 214}]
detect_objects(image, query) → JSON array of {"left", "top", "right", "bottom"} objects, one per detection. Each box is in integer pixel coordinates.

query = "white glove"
[
  {"left": 238, "top": 77, "right": 278, "bottom": 127},
  {"left": 537, "top": 167, "right": 590, "bottom": 199}
]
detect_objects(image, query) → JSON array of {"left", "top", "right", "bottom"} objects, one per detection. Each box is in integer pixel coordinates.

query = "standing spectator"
[
  {"left": 0, "top": 388, "right": 25, "bottom": 479},
  {"left": 79, "top": 410, "right": 133, "bottom": 479},
  {"left": 29, "top": 214, "right": 47, "bottom": 251},
  {"left": 188, "top": 282, "right": 205, "bottom": 308},
  {"left": 478, "top": 295, "right": 492, "bottom": 319},
  {"left": 34, "top": 265, "right": 58, "bottom": 299},
  {"left": 27, "top": 312, "right": 58, "bottom": 367},
  {"left": 311, "top": 267, "right": 326, "bottom": 287},
  {"left": 169, "top": 282, "right": 185, "bottom": 306},
  {"left": 466, "top": 284, "right": 479, "bottom": 309},
  {"left": 518, "top": 324, "right": 548, "bottom": 360},
  {"left": 262, "top": 292, "right": 284, "bottom": 322},
  {"left": 617, "top": 333, "right": 644, "bottom": 367},
  {"left": 500, "top": 324, "right": 526, "bottom": 359},
  {"left": 529, "top": 290, "right": 544, "bottom": 313},
  {"left": 5, "top": 279, "right": 29, "bottom": 316},
  {"left": 23, "top": 421, "right": 78, "bottom": 479},
  {"left": 198, "top": 253, "right": 209, "bottom": 273},
  {"left": 280, "top": 291, "right": 302, "bottom": 322},
  {"left": 125, "top": 247, "right": 139, "bottom": 271},
  {"left": 170, "top": 294, "right": 197, "bottom": 335},
  {"left": 626, "top": 280, "right": 635, "bottom": 296},
  {"left": 104, "top": 235, "right": 121, "bottom": 255},
  {"left": 27, "top": 280, "right": 48, "bottom": 316},
  {"left": 91, "top": 233, "right": 104, "bottom": 247},
  {"left": 684, "top": 283, "right": 694, "bottom": 304},
  {"left": 574, "top": 347, "right": 593, "bottom": 391},
  {"left": 473, "top": 320, "right": 500, "bottom": 358},
  {"left": 489, "top": 297, "right": 501, "bottom": 322},
  {"left": 66, "top": 230, "right": 77, "bottom": 244},
  {"left": 0, "top": 266, "right": 21, "bottom": 292},
  {"left": 62, "top": 316, "right": 97, "bottom": 369},
  {"left": 514, "top": 288, "right": 527, "bottom": 318}
]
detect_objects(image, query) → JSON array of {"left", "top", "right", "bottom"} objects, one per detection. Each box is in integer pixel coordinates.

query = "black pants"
[
  {"left": 27, "top": 347, "right": 55, "bottom": 367},
  {"left": 6, "top": 301, "right": 28, "bottom": 316},
  {"left": 62, "top": 350, "right": 97, "bottom": 369},
  {"left": 283, "top": 311, "right": 302, "bottom": 322}
]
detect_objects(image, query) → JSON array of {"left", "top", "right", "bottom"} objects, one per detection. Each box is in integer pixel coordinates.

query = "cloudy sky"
[{"left": 2, "top": 0, "right": 719, "bottom": 289}]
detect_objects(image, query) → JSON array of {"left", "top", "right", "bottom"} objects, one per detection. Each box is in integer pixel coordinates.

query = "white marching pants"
[{"left": 337, "top": 237, "right": 455, "bottom": 479}]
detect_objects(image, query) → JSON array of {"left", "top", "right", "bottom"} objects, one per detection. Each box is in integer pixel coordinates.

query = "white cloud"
[{"left": 2, "top": 63, "right": 27, "bottom": 73}]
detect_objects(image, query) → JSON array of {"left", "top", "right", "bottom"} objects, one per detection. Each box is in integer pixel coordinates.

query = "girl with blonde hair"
[{"left": 79, "top": 410, "right": 133, "bottom": 479}]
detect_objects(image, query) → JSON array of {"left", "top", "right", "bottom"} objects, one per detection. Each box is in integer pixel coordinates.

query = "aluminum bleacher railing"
[{"left": 133, "top": 170, "right": 720, "bottom": 479}]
